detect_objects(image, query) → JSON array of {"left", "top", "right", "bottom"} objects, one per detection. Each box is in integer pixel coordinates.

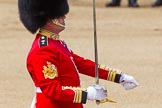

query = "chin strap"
[{"left": 52, "top": 19, "right": 65, "bottom": 28}]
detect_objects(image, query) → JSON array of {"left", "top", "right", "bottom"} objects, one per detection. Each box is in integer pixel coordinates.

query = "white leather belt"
[
  {"left": 30, "top": 87, "right": 42, "bottom": 108},
  {"left": 35, "top": 87, "right": 42, "bottom": 93}
]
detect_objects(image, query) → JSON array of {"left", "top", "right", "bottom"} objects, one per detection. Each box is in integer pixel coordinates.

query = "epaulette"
[{"left": 39, "top": 36, "right": 48, "bottom": 47}]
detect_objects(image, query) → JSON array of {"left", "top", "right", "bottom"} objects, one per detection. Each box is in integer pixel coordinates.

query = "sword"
[
  {"left": 92, "top": 0, "right": 101, "bottom": 104},
  {"left": 92, "top": 0, "right": 99, "bottom": 86},
  {"left": 92, "top": 0, "right": 117, "bottom": 104}
]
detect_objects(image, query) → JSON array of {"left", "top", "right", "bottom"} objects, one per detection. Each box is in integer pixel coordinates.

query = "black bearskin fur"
[{"left": 18, "top": 0, "right": 69, "bottom": 34}]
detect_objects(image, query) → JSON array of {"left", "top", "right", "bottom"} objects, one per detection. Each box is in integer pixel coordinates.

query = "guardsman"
[
  {"left": 105, "top": 0, "right": 139, "bottom": 7},
  {"left": 18, "top": 0, "right": 139, "bottom": 108}
]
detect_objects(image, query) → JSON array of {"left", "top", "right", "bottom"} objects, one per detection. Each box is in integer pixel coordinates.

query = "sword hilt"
[{"left": 96, "top": 98, "right": 117, "bottom": 105}]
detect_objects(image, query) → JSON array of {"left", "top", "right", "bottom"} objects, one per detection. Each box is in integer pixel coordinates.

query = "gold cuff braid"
[
  {"left": 62, "top": 86, "right": 86, "bottom": 103},
  {"left": 98, "top": 64, "right": 122, "bottom": 82}
]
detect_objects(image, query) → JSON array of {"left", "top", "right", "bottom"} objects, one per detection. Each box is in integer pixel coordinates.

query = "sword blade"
[
  {"left": 92, "top": 1, "right": 117, "bottom": 105},
  {"left": 93, "top": 0, "right": 99, "bottom": 85}
]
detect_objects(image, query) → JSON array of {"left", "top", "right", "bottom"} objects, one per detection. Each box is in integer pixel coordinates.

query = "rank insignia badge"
[{"left": 42, "top": 61, "right": 58, "bottom": 79}]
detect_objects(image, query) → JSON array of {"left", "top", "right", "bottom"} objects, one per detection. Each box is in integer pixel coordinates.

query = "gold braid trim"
[
  {"left": 39, "top": 29, "right": 59, "bottom": 40},
  {"left": 62, "top": 86, "right": 86, "bottom": 103},
  {"left": 98, "top": 64, "right": 122, "bottom": 82}
]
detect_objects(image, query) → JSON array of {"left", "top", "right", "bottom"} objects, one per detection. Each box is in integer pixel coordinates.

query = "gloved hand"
[
  {"left": 87, "top": 85, "right": 107, "bottom": 101},
  {"left": 119, "top": 74, "right": 139, "bottom": 90}
]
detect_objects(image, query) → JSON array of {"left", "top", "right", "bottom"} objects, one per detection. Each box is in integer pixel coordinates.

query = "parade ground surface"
[{"left": 0, "top": 0, "right": 162, "bottom": 108}]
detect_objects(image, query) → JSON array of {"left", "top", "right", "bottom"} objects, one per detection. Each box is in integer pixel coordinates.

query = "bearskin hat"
[{"left": 18, "top": 0, "right": 69, "bottom": 34}]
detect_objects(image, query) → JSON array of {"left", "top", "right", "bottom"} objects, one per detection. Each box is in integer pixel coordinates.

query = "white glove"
[
  {"left": 119, "top": 74, "right": 139, "bottom": 90},
  {"left": 87, "top": 85, "right": 107, "bottom": 101}
]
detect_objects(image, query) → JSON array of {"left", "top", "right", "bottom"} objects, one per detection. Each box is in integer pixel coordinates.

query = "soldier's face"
[
  {"left": 56, "top": 16, "right": 65, "bottom": 32},
  {"left": 58, "top": 16, "right": 65, "bottom": 27}
]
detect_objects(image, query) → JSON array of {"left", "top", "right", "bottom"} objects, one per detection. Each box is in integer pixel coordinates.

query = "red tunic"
[{"left": 27, "top": 33, "right": 121, "bottom": 108}]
